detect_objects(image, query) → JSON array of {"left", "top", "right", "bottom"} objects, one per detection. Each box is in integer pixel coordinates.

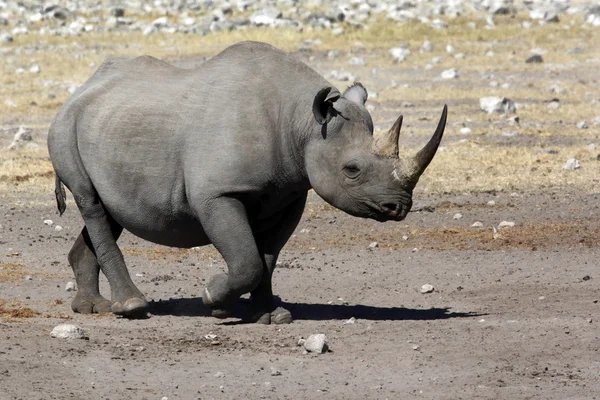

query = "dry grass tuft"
[{"left": 0, "top": 299, "right": 40, "bottom": 321}]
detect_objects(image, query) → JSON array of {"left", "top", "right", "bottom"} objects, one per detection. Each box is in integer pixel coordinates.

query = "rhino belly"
[{"left": 106, "top": 202, "right": 210, "bottom": 248}]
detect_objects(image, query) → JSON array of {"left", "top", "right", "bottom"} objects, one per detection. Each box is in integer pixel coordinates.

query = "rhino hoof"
[
  {"left": 71, "top": 294, "right": 112, "bottom": 314},
  {"left": 245, "top": 306, "right": 293, "bottom": 324},
  {"left": 271, "top": 307, "right": 293, "bottom": 324},
  {"left": 111, "top": 297, "right": 149, "bottom": 317}
]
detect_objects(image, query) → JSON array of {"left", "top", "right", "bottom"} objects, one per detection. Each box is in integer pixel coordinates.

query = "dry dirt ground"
[{"left": 1, "top": 16, "right": 600, "bottom": 400}]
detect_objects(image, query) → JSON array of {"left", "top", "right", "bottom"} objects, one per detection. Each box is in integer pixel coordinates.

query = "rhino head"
[{"left": 306, "top": 83, "right": 447, "bottom": 222}]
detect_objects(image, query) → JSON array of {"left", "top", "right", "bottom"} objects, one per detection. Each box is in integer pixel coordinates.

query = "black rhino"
[{"left": 48, "top": 41, "right": 447, "bottom": 323}]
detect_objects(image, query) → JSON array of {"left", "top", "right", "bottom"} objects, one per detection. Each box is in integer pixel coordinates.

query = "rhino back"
[{"left": 58, "top": 42, "right": 326, "bottom": 244}]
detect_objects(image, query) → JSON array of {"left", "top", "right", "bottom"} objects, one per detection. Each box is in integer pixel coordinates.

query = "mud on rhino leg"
[
  {"left": 68, "top": 226, "right": 120, "bottom": 314},
  {"left": 74, "top": 195, "right": 148, "bottom": 317}
]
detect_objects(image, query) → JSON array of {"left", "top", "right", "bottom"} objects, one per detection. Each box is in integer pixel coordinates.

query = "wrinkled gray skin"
[{"left": 48, "top": 41, "right": 447, "bottom": 323}]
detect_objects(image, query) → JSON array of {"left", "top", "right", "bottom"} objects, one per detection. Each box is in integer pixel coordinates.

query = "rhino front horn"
[
  {"left": 408, "top": 105, "right": 448, "bottom": 180},
  {"left": 373, "top": 114, "right": 403, "bottom": 158}
]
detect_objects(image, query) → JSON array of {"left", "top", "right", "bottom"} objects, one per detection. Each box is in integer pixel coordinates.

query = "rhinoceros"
[{"left": 48, "top": 41, "right": 447, "bottom": 324}]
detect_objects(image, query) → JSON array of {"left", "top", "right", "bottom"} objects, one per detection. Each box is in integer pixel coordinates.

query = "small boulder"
[
  {"left": 302, "top": 334, "right": 329, "bottom": 354},
  {"left": 526, "top": 55, "right": 543, "bottom": 64},
  {"left": 441, "top": 69, "right": 459, "bottom": 79},
  {"left": 563, "top": 158, "right": 581, "bottom": 170},
  {"left": 65, "top": 281, "right": 77, "bottom": 292},
  {"left": 479, "top": 97, "right": 516, "bottom": 114},
  {"left": 50, "top": 324, "right": 88, "bottom": 340},
  {"left": 498, "top": 221, "right": 515, "bottom": 228},
  {"left": 420, "top": 284, "right": 434, "bottom": 294}
]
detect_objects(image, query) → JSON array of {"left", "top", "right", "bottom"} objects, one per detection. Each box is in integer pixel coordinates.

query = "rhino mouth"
[{"left": 366, "top": 201, "right": 408, "bottom": 222}]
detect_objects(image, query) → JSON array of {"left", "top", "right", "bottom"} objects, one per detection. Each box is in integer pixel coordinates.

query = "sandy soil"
[
  {"left": 2, "top": 38, "right": 600, "bottom": 399},
  {"left": 1, "top": 186, "right": 599, "bottom": 400}
]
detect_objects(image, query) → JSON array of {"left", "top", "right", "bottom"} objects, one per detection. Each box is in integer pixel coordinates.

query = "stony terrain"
[{"left": 1, "top": 1, "right": 600, "bottom": 399}]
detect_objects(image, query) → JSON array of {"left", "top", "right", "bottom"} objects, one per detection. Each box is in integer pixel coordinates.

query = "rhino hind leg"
[
  {"left": 73, "top": 193, "right": 148, "bottom": 317},
  {"left": 68, "top": 227, "right": 116, "bottom": 314}
]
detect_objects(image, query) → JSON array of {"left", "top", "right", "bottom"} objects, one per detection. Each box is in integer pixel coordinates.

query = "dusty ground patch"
[{"left": 1, "top": 12, "right": 600, "bottom": 400}]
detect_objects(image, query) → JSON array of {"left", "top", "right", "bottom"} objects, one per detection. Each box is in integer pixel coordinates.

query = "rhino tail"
[{"left": 55, "top": 175, "right": 67, "bottom": 216}]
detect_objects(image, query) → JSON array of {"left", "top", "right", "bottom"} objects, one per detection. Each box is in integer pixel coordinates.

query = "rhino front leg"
[
  {"left": 197, "top": 197, "right": 264, "bottom": 318},
  {"left": 245, "top": 195, "right": 307, "bottom": 324}
]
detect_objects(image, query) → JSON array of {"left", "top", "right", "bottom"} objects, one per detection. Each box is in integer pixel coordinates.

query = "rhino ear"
[
  {"left": 343, "top": 82, "right": 368, "bottom": 106},
  {"left": 313, "top": 87, "right": 341, "bottom": 125}
]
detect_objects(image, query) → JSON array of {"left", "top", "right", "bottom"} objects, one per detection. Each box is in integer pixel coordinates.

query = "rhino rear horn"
[
  {"left": 408, "top": 105, "right": 447, "bottom": 180},
  {"left": 372, "top": 114, "right": 402, "bottom": 158},
  {"left": 313, "top": 87, "right": 341, "bottom": 125}
]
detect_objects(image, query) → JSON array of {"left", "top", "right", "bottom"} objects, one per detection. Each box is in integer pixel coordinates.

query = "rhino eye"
[{"left": 343, "top": 164, "right": 361, "bottom": 179}]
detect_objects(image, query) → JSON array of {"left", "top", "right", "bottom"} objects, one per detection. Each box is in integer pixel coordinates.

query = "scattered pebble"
[
  {"left": 547, "top": 99, "right": 560, "bottom": 110},
  {"left": 420, "top": 284, "right": 435, "bottom": 294},
  {"left": 576, "top": 121, "right": 588, "bottom": 129},
  {"left": 369, "top": 241, "right": 379, "bottom": 248},
  {"left": 471, "top": 221, "right": 484, "bottom": 227},
  {"left": 498, "top": 221, "right": 515, "bottom": 228},
  {"left": 453, "top": 213, "right": 463, "bottom": 220},
  {"left": 480, "top": 96, "right": 516, "bottom": 114},
  {"left": 50, "top": 324, "right": 88, "bottom": 340},
  {"left": 214, "top": 371, "right": 225, "bottom": 378},
  {"left": 526, "top": 54, "right": 544, "bottom": 63},
  {"left": 270, "top": 367, "right": 281, "bottom": 376},
  {"left": 389, "top": 47, "right": 411, "bottom": 63},
  {"left": 487, "top": 200, "right": 496, "bottom": 206},
  {"left": 302, "top": 334, "right": 329, "bottom": 354},
  {"left": 412, "top": 344, "right": 421, "bottom": 351},
  {"left": 329, "top": 70, "right": 355, "bottom": 81},
  {"left": 43, "top": 219, "right": 54, "bottom": 226},
  {"left": 563, "top": 158, "right": 581, "bottom": 170},
  {"left": 24, "top": 275, "right": 33, "bottom": 281},
  {"left": 54, "top": 225, "right": 63, "bottom": 231},
  {"left": 65, "top": 281, "right": 77, "bottom": 292},
  {"left": 343, "top": 317, "right": 356, "bottom": 325},
  {"left": 440, "top": 68, "right": 459, "bottom": 79},
  {"left": 460, "top": 127, "right": 472, "bottom": 135}
]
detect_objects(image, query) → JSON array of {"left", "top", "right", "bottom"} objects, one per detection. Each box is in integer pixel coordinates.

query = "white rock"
[
  {"left": 214, "top": 371, "right": 225, "bottom": 378},
  {"left": 43, "top": 219, "right": 54, "bottom": 226},
  {"left": 369, "top": 241, "right": 379, "bottom": 248},
  {"left": 402, "top": 235, "right": 409, "bottom": 241},
  {"left": 420, "top": 284, "right": 434, "bottom": 294},
  {"left": 498, "top": 221, "right": 515, "bottom": 228},
  {"left": 50, "top": 324, "right": 88, "bottom": 340},
  {"left": 25, "top": 275, "right": 33, "bottom": 281},
  {"left": 563, "top": 158, "right": 581, "bottom": 170},
  {"left": 592, "top": 116, "right": 600, "bottom": 126},
  {"left": 576, "top": 121, "right": 588, "bottom": 129},
  {"left": 479, "top": 96, "right": 516, "bottom": 114},
  {"left": 441, "top": 69, "right": 459, "bottom": 79},
  {"left": 348, "top": 57, "right": 365, "bottom": 65},
  {"left": 487, "top": 200, "right": 496, "bottom": 206},
  {"left": 65, "top": 281, "right": 77, "bottom": 292},
  {"left": 389, "top": 47, "right": 411, "bottom": 62},
  {"left": 446, "top": 44, "right": 455, "bottom": 53},
  {"left": 54, "top": 225, "right": 63, "bottom": 231},
  {"left": 343, "top": 317, "right": 356, "bottom": 325},
  {"left": 329, "top": 70, "right": 354, "bottom": 81},
  {"left": 421, "top": 40, "right": 434, "bottom": 52},
  {"left": 152, "top": 17, "right": 169, "bottom": 28},
  {"left": 270, "top": 367, "right": 281, "bottom": 376},
  {"left": 303, "top": 334, "right": 329, "bottom": 354},
  {"left": 459, "top": 127, "right": 472, "bottom": 135},
  {"left": 29, "top": 64, "right": 41, "bottom": 74},
  {"left": 453, "top": 213, "right": 463, "bottom": 220},
  {"left": 471, "top": 221, "right": 484, "bottom": 227},
  {"left": 547, "top": 99, "right": 560, "bottom": 110}
]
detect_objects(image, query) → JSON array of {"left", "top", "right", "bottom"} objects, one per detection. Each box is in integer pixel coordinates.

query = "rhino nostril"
[{"left": 382, "top": 203, "right": 398, "bottom": 213}]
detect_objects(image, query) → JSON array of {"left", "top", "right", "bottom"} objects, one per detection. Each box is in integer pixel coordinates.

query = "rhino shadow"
[{"left": 149, "top": 297, "right": 482, "bottom": 321}]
